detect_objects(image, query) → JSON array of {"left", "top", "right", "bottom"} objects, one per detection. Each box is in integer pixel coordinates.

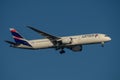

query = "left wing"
[{"left": 27, "top": 26, "right": 60, "bottom": 45}]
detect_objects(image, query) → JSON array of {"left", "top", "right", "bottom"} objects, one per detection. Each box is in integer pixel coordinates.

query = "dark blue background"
[{"left": 0, "top": 0, "right": 120, "bottom": 80}]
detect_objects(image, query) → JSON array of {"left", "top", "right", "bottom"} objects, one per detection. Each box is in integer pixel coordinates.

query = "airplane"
[{"left": 5, "top": 26, "right": 111, "bottom": 54}]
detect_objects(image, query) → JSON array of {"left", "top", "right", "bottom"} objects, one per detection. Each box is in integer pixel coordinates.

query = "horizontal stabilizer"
[{"left": 5, "top": 40, "right": 16, "bottom": 45}]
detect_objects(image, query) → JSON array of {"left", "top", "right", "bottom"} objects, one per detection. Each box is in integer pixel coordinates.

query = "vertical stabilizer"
[{"left": 10, "top": 28, "right": 31, "bottom": 46}]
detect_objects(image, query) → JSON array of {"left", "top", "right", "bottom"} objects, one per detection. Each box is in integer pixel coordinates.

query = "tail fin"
[{"left": 10, "top": 28, "right": 31, "bottom": 46}]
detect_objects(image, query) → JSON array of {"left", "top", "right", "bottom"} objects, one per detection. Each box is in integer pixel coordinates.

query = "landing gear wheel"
[{"left": 59, "top": 50, "right": 65, "bottom": 54}]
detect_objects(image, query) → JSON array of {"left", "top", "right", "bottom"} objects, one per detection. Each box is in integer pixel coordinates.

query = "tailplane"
[
  {"left": 9, "top": 28, "right": 31, "bottom": 46},
  {"left": 5, "top": 40, "right": 16, "bottom": 45}
]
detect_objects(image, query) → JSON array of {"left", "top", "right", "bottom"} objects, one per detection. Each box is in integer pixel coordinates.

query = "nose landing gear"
[{"left": 101, "top": 42, "right": 104, "bottom": 47}]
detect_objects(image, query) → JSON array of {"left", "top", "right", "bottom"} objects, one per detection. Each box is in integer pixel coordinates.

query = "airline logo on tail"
[
  {"left": 10, "top": 28, "right": 23, "bottom": 38},
  {"left": 10, "top": 28, "right": 31, "bottom": 46}
]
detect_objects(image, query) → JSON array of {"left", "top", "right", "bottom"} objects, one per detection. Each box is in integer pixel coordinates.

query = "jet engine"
[{"left": 70, "top": 45, "right": 82, "bottom": 52}]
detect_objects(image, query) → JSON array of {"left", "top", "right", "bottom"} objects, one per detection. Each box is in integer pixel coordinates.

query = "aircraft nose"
[{"left": 108, "top": 37, "right": 111, "bottom": 41}]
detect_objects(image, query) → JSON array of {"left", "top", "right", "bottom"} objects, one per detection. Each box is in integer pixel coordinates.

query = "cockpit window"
[{"left": 105, "top": 34, "right": 109, "bottom": 37}]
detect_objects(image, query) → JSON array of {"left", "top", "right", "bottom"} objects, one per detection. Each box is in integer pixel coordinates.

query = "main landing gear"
[
  {"left": 59, "top": 49, "right": 65, "bottom": 54},
  {"left": 56, "top": 47, "right": 65, "bottom": 54},
  {"left": 55, "top": 42, "right": 65, "bottom": 54}
]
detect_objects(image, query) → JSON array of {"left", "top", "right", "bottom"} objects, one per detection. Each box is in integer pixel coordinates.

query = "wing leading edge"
[{"left": 27, "top": 26, "right": 60, "bottom": 45}]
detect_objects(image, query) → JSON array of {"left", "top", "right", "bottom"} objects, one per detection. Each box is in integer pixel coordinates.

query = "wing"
[{"left": 27, "top": 26, "right": 60, "bottom": 45}]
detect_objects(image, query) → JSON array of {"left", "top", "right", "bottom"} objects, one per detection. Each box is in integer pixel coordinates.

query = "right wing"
[{"left": 27, "top": 26, "right": 61, "bottom": 45}]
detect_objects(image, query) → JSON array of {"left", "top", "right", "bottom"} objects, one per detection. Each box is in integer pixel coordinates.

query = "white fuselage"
[{"left": 16, "top": 33, "right": 111, "bottom": 49}]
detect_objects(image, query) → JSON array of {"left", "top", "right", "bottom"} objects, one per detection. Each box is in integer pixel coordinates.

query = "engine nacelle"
[
  {"left": 61, "top": 38, "right": 72, "bottom": 44},
  {"left": 70, "top": 46, "right": 82, "bottom": 52}
]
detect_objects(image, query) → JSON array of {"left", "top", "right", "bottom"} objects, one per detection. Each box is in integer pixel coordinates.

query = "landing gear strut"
[
  {"left": 59, "top": 47, "right": 65, "bottom": 54},
  {"left": 101, "top": 42, "right": 104, "bottom": 47},
  {"left": 59, "top": 49, "right": 65, "bottom": 54}
]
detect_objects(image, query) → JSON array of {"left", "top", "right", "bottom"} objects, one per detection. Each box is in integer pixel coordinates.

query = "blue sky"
[{"left": 0, "top": 0, "right": 120, "bottom": 80}]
